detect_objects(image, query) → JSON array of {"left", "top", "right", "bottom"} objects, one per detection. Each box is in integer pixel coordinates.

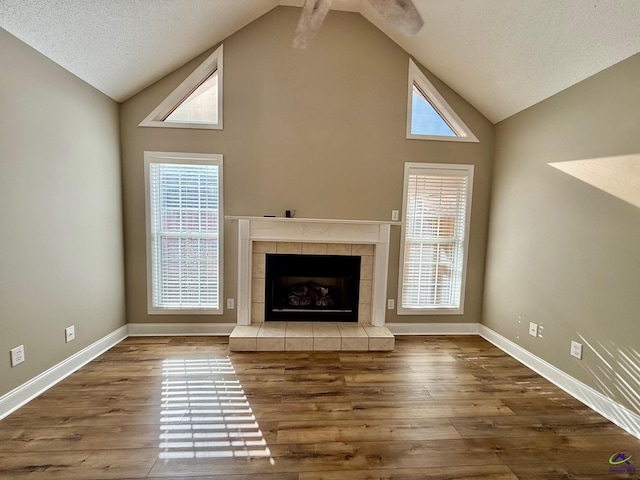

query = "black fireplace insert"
[{"left": 264, "top": 253, "right": 361, "bottom": 322}]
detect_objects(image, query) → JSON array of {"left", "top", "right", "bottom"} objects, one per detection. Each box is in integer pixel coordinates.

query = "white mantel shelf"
[
  {"left": 228, "top": 216, "right": 399, "bottom": 327},
  {"left": 225, "top": 216, "right": 402, "bottom": 226}
]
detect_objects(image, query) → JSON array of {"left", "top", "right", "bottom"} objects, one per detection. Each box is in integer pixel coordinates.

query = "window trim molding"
[
  {"left": 397, "top": 162, "right": 474, "bottom": 315},
  {"left": 143, "top": 151, "right": 224, "bottom": 315},
  {"left": 406, "top": 58, "right": 478, "bottom": 143},
  {"left": 139, "top": 45, "right": 223, "bottom": 130}
]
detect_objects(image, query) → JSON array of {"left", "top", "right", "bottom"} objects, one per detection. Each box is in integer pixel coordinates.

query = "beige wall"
[
  {"left": 119, "top": 7, "right": 494, "bottom": 326},
  {"left": 0, "top": 29, "right": 125, "bottom": 396},
  {"left": 484, "top": 53, "right": 640, "bottom": 414}
]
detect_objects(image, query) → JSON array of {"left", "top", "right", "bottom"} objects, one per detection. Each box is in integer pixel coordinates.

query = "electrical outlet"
[
  {"left": 391, "top": 210, "right": 399, "bottom": 221},
  {"left": 387, "top": 299, "right": 395, "bottom": 310},
  {"left": 65, "top": 325, "right": 75, "bottom": 343},
  {"left": 226, "top": 298, "right": 235, "bottom": 309},
  {"left": 570, "top": 341, "right": 583, "bottom": 359},
  {"left": 528, "top": 322, "right": 538, "bottom": 337},
  {"left": 10, "top": 345, "right": 25, "bottom": 367}
]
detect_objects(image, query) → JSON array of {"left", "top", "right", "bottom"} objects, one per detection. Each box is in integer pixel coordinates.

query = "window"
[
  {"left": 411, "top": 83, "right": 456, "bottom": 137},
  {"left": 139, "top": 45, "right": 223, "bottom": 130},
  {"left": 398, "top": 163, "right": 474, "bottom": 314},
  {"left": 164, "top": 70, "right": 219, "bottom": 125},
  {"left": 406, "top": 58, "right": 478, "bottom": 142},
  {"left": 144, "top": 152, "right": 223, "bottom": 314}
]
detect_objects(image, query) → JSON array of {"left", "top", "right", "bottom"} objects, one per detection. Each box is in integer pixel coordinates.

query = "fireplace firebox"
[{"left": 265, "top": 254, "right": 361, "bottom": 322}]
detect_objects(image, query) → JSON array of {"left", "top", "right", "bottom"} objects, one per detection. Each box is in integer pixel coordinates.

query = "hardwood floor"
[{"left": 0, "top": 335, "right": 638, "bottom": 479}]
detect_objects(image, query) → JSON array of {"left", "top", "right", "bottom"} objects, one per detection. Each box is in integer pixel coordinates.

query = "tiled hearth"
[
  {"left": 229, "top": 322, "right": 394, "bottom": 351},
  {"left": 227, "top": 216, "right": 399, "bottom": 351}
]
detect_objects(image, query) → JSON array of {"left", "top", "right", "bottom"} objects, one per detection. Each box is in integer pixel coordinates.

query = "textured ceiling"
[
  {"left": 360, "top": 0, "right": 640, "bottom": 122},
  {"left": 2, "top": 0, "right": 640, "bottom": 122},
  {"left": 0, "top": 0, "right": 277, "bottom": 102}
]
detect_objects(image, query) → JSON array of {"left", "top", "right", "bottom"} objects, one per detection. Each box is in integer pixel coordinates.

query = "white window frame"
[
  {"left": 397, "top": 162, "right": 474, "bottom": 315},
  {"left": 139, "top": 45, "right": 223, "bottom": 130},
  {"left": 406, "top": 58, "right": 478, "bottom": 142},
  {"left": 144, "top": 151, "right": 224, "bottom": 315}
]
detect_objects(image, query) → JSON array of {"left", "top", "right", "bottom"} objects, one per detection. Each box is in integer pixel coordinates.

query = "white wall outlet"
[
  {"left": 65, "top": 325, "right": 75, "bottom": 343},
  {"left": 570, "top": 340, "right": 583, "bottom": 359},
  {"left": 391, "top": 210, "right": 399, "bottom": 221},
  {"left": 387, "top": 299, "right": 395, "bottom": 310},
  {"left": 10, "top": 345, "right": 25, "bottom": 367},
  {"left": 528, "top": 322, "right": 538, "bottom": 337},
  {"left": 226, "top": 298, "right": 235, "bottom": 309}
]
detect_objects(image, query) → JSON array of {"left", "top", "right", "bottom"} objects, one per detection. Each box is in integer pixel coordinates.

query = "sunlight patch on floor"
[{"left": 158, "top": 357, "right": 273, "bottom": 461}]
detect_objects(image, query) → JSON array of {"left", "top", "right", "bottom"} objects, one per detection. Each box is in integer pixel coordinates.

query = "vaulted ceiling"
[{"left": 2, "top": 0, "right": 640, "bottom": 123}]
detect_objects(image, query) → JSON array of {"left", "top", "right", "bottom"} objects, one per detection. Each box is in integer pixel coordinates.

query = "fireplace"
[
  {"left": 265, "top": 253, "right": 361, "bottom": 322},
  {"left": 229, "top": 216, "right": 395, "bottom": 326}
]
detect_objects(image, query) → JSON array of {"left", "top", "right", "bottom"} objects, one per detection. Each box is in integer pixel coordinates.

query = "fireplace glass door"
[{"left": 265, "top": 254, "right": 361, "bottom": 322}]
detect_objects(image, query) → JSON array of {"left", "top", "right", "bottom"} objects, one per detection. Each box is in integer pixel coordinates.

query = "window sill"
[
  {"left": 397, "top": 307, "right": 464, "bottom": 316},
  {"left": 148, "top": 308, "right": 223, "bottom": 315}
]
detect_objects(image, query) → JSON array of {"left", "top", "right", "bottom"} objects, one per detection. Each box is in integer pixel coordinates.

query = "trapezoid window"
[
  {"left": 406, "top": 58, "right": 477, "bottom": 142},
  {"left": 140, "top": 45, "right": 223, "bottom": 130}
]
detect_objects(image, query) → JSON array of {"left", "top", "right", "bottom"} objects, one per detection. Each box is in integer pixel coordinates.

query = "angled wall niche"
[
  {"left": 407, "top": 58, "right": 478, "bottom": 142},
  {"left": 140, "top": 45, "right": 223, "bottom": 130}
]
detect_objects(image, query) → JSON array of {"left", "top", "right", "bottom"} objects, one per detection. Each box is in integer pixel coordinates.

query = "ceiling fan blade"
[
  {"left": 293, "top": 0, "right": 332, "bottom": 48},
  {"left": 367, "top": 0, "right": 424, "bottom": 36}
]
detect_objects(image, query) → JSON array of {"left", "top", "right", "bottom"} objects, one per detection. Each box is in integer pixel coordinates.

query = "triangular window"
[
  {"left": 140, "top": 45, "right": 223, "bottom": 130},
  {"left": 411, "top": 83, "right": 456, "bottom": 137},
  {"left": 406, "top": 59, "right": 477, "bottom": 142},
  {"left": 164, "top": 70, "right": 218, "bottom": 124}
]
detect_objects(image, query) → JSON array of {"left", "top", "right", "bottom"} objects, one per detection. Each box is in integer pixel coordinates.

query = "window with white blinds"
[
  {"left": 398, "top": 163, "right": 474, "bottom": 315},
  {"left": 144, "top": 152, "right": 223, "bottom": 314}
]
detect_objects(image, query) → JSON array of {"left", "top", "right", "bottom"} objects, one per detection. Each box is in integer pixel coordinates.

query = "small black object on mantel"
[
  {"left": 285, "top": 210, "right": 296, "bottom": 218},
  {"left": 264, "top": 215, "right": 276, "bottom": 217}
]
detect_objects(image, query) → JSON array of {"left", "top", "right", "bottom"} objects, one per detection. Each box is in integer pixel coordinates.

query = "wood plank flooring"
[{"left": 0, "top": 335, "right": 638, "bottom": 479}]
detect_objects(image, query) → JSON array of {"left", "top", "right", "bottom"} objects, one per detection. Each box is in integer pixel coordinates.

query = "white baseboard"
[
  {"left": 130, "top": 322, "right": 478, "bottom": 336},
  {"left": 479, "top": 325, "right": 640, "bottom": 439},
  {"left": 127, "top": 322, "right": 236, "bottom": 336},
  {"left": 0, "top": 325, "right": 128, "bottom": 421},
  {"left": 387, "top": 322, "right": 480, "bottom": 335}
]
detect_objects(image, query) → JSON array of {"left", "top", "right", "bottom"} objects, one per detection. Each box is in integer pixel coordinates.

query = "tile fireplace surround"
[{"left": 226, "top": 216, "right": 399, "bottom": 351}]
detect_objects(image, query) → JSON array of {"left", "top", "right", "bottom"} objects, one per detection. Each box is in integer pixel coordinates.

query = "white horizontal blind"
[
  {"left": 147, "top": 156, "right": 221, "bottom": 312},
  {"left": 401, "top": 164, "right": 473, "bottom": 312}
]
